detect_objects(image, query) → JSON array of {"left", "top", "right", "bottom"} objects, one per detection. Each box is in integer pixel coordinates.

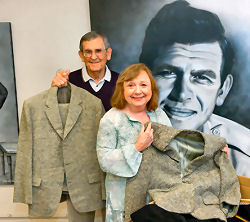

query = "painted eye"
[
  {"left": 191, "top": 74, "right": 213, "bottom": 85},
  {"left": 154, "top": 70, "right": 176, "bottom": 78}
]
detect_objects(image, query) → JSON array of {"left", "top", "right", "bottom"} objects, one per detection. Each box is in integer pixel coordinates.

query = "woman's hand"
[
  {"left": 222, "top": 144, "right": 229, "bottom": 157},
  {"left": 135, "top": 122, "right": 154, "bottom": 152}
]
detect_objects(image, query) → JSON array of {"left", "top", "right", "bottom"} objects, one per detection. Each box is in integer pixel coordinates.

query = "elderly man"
[
  {"left": 139, "top": 0, "right": 250, "bottom": 177},
  {"left": 0, "top": 82, "right": 8, "bottom": 109},
  {"left": 52, "top": 31, "right": 119, "bottom": 111},
  {"left": 50, "top": 31, "right": 119, "bottom": 221}
]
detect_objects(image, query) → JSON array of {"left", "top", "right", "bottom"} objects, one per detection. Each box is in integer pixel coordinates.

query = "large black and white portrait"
[
  {"left": 0, "top": 22, "right": 18, "bottom": 183},
  {"left": 90, "top": 0, "right": 250, "bottom": 177}
]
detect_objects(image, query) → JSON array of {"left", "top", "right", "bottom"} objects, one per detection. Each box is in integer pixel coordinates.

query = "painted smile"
[{"left": 163, "top": 105, "right": 197, "bottom": 118}]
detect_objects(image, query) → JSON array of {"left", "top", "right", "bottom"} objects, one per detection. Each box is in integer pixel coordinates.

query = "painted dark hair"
[{"left": 139, "top": 0, "right": 235, "bottom": 83}]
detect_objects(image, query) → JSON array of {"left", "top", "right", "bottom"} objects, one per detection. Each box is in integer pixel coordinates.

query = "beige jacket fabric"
[
  {"left": 14, "top": 83, "right": 105, "bottom": 217},
  {"left": 124, "top": 122, "right": 241, "bottom": 222}
]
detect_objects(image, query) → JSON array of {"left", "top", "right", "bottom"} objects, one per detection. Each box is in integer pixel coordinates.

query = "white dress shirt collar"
[{"left": 81, "top": 65, "right": 111, "bottom": 92}]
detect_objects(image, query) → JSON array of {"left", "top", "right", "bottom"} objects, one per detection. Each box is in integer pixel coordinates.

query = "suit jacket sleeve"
[
  {"left": 13, "top": 101, "right": 33, "bottom": 204},
  {"left": 214, "top": 151, "right": 241, "bottom": 217}
]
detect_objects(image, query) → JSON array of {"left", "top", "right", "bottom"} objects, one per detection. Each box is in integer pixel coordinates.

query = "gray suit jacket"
[
  {"left": 124, "top": 122, "right": 241, "bottom": 222},
  {"left": 14, "top": 83, "right": 105, "bottom": 216}
]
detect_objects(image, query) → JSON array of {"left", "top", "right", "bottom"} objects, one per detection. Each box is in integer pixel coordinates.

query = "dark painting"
[{"left": 0, "top": 22, "right": 18, "bottom": 184}]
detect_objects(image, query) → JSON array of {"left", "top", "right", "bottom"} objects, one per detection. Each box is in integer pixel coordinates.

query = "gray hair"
[{"left": 79, "top": 31, "right": 111, "bottom": 51}]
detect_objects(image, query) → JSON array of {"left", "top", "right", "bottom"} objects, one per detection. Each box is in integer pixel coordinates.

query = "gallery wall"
[{"left": 0, "top": 0, "right": 91, "bottom": 220}]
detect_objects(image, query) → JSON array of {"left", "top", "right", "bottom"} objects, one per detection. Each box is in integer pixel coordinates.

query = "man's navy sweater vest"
[{"left": 69, "top": 69, "right": 119, "bottom": 111}]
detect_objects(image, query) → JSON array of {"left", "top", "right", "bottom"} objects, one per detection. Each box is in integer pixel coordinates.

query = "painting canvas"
[
  {"left": 89, "top": 0, "right": 250, "bottom": 177},
  {"left": 0, "top": 22, "right": 18, "bottom": 184}
]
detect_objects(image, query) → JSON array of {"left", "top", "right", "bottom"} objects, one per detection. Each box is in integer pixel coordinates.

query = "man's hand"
[{"left": 51, "top": 69, "right": 70, "bottom": 87}]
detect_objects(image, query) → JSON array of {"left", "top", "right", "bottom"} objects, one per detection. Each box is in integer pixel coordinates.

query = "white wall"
[
  {"left": 0, "top": 0, "right": 94, "bottom": 220},
  {"left": 0, "top": 0, "right": 90, "bottom": 116}
]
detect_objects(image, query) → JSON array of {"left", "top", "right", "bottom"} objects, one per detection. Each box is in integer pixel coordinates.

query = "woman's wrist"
[{"left": 135, "top": 143, "right": 143, "bottom": 152}]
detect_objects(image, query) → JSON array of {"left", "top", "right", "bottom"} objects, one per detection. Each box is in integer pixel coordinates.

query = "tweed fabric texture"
[
  {"left": 14, "top": 83, "right": 105, "bottom": 216},
  {"left": 124, "top": 122, "right": 241, "bottom": 222}
]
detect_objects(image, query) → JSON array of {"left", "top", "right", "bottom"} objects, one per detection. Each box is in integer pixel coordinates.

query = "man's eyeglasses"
[{"left": 83, "top": 49, "right": 107, "bottom": 58}]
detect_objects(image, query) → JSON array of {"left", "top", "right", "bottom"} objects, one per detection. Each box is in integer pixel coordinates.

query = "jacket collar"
[
  {"left": 151, "top": 122, "right": 226, "bottom": 157},
  {"left": 45, "top": 82, "right": 83, "bottom": 140}
]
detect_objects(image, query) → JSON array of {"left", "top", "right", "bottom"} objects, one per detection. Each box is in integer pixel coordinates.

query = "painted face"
[
  {"left": 152, "top": 42, "right": 223, "bottom": 130},
  {"left": 123, "top": 70, "right": 152, "bottom": 110},
  {"left": 78, "top": 36, "right": 111, "bottom": 74}
]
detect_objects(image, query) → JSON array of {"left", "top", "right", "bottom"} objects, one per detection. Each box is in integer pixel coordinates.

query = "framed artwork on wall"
[
  {"left": 89, "top": 0, "right": 250, "bottom": 177},
  {"left": 0, "top": 22, "right": 18, "bottom": 184}
]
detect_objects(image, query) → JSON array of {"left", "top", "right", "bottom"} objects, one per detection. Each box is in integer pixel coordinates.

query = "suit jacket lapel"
[
  {"left": 63, "top": 83, "right": 83, "bottom": 139},
  {"left": 45, "top": 86, "right": 64, "bottom": 139},
  {"left": 45, "top": 83, "right": 83, "bottom": 140},
  {"left": 151, "top": 123, "right": 180, "bottom": 161}
]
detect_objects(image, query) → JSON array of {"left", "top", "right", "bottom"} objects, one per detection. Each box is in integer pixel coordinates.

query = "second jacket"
[{"left": 124, "top": 122, "right": 241, "bottom": 222}]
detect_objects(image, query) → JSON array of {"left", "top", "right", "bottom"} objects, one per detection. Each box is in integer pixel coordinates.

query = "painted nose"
[{"left": 168, "top": 75, "right": 191, "bottom": 102}]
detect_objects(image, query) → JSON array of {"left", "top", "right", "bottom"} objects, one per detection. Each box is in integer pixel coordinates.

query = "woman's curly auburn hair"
[{"left": 111, "top": 63, "right": 159, "bottom": 111}]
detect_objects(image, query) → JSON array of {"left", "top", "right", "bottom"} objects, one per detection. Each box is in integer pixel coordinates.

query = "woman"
[{"left": 96, "top": 63, "right": 172, "bottom": 222}]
